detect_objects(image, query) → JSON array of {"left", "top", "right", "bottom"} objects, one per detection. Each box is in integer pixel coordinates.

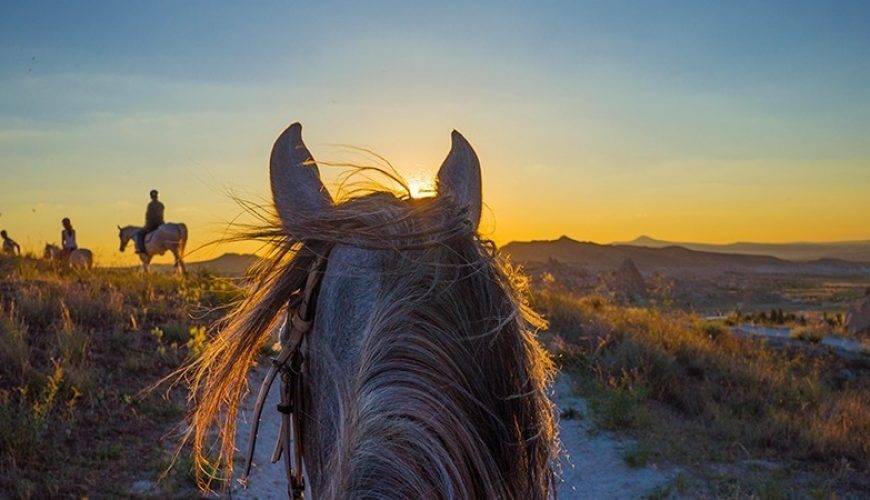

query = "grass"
[
  {"left": 791, "top": 325, "right": 825, "bottom": 343},
  {"left": 0, "top": 255, "right": 241, "bottom": 499},
  {"left": 559, "top": 406, "right": 583, "bottom": 420},
  {"left": 622, "top": 443, "right": 651, "bottom": 468},
  {"left": 2, "top": 253, "right": 866, "bottom": 496},
  {"left": 587, "top": 382, "right": 649, "bottom": 431},
  {"left": 535, "top": 290, "right": 870, "bottom": 497},
  {"left": 656, "top": 473, "right": 690, "bottom": 498}
]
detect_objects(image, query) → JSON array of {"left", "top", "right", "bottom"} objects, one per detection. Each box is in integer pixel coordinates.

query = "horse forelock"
[{"left": 184, "top": 189, "right": 557, "bottom": 497}]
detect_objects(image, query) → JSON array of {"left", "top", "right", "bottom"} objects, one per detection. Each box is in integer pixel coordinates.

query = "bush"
[
  {"left": 790, "top": 326, "right": 823, "bottom": 343},
  {"left": 700, "top": 321, "right": 727, "bottom": 341},
  {"left": 0, "top": 305, "right": 30, "bottom": 384},
  {"left": 591, "top": 384, "right": 649, "bottom": 431},
  {"left": 534, "top": 290, "right": 870, "bottom": 471},
  {"left": 622, "top": 443, "right": 651, "bottom": 468},
  {"left": 0, "top": 256, "right": 239, "bottom": 497}
]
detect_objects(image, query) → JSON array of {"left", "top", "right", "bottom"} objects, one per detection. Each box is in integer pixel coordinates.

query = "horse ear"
[
  {"left": 437, "top": 130, "right": 482, "bottom": 230},
  {"left": 117, "top": 225, "right": 121, "bottom": 231},
  {"left": 270, "top": 122, "right": 333, "bottom": 226}
]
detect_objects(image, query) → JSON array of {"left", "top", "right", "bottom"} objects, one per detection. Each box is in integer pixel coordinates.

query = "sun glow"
[{"left": 407, "top": 176, "right": 436, "bottom": 199}]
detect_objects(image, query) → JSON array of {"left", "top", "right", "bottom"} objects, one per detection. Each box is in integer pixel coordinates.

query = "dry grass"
[
  {"left": 0, "top": 256, "right": 240, "bottom": 499},
  {"left": 2, "top": 253, "right": 867, "bottom": 497},
  {"left": 534, "top": 290, "right": 870, "bottom": 496},
  {"left": 790, "top": 325, "right": 826, "bottom": 343}
]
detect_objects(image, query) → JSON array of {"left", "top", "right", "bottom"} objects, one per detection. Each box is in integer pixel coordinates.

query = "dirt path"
[
  {"left": 233, "top": 370, "right": 677, "bottom": 499},
  {"left": 232, "top": 367, "right": 294, "bottom": 499},
  {"left": 551, "top": 376, "right": 678, "bottom": 499}
]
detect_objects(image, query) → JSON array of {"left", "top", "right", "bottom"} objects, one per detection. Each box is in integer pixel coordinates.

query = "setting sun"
[
  {"left": 407, "top": 176, "right": 436, "bottom": 199},
  {"left": 1, "top": 2, "right": 869, "bottom": 497}
]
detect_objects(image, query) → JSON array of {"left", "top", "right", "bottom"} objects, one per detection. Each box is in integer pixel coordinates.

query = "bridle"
[
  {"left": 240, "top": 228, "right": 468, "bottom": 497},
  {"left": 243, "top": 255, "right": 328, "bottom": 499}
]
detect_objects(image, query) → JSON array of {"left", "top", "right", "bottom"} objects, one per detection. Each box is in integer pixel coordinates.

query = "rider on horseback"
[
  {"left": 136, "top": 189, "right": 165, "bottom": 254},
  {"left": 61, "top": 218, "right": 77, "bottom": 261},
  {"left": 1, "top": 230, "right": 21, "bottom": 256}
]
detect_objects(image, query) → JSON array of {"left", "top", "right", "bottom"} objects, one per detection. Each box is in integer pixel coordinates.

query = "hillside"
[
  {"left": 151, "top": 253, "right": 260, "bottom": 276},
  {"left": 622, "top": 235, "right": 870, "bottom": 262},
  {"left": 153, "top": 237, "right": 870, "bottom": 278},
  {"left": 502, "top": 236, "right": 870, "bottom": 275},
  {"left": 0, "top": 257, "right": 241, "bottom": 497},
  {"left": 502, "top": 236, "right": 870, "bottom": 277}
]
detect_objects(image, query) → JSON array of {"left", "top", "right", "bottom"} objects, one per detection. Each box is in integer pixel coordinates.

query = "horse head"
[
  {"left": 188, "top": 122, "right": 556, "bottom": 498},
  {"left": 117, "top": 225, "right": 131, "bottom": 252}
]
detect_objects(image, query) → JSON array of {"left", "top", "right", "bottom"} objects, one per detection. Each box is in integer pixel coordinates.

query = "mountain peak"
[{"left": 631, "top": 235, "right": 660, "bottom": 243}]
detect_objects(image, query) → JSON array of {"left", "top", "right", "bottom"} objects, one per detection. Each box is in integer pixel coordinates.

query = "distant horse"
[
  {"left": 44, "top": 243, "right": 94, "bottom": 269},
  {"left": 117, "top": 224, "right": 187, "bottom": 273},
  {"left": 184, "top": 123, "right": 557, "bottom": 498}
]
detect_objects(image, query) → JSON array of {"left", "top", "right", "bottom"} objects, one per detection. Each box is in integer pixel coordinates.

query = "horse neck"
[
  {"left": 309, "top": 267, "right": 552, "bottom": 499},
  {"left": 123, "top": 226, "right": 141, "bottom": 240}
]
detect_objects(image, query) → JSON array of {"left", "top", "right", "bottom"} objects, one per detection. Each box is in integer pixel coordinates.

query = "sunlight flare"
[{"left": 407, "top": 176, "right": 436, "bottom": 199}]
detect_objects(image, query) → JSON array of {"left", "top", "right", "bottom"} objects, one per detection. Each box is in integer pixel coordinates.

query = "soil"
[{"left": 232, "top": 370, "right": 679, "bottom": 499}]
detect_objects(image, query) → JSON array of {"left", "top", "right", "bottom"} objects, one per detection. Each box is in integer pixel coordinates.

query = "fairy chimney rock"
[{"left": 613, "top": 258, "right": 647, "bottom": 300}]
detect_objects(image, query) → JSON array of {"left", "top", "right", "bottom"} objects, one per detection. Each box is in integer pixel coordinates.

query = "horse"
[
  {"left": 184, "top": 123, "right": 558, "bottom": 498},
  {"left": 44, "top": 243, "right": 94, "bottom": 269},
  {"left": 117, "top": 223, "right": 187, "bottom": 273}
]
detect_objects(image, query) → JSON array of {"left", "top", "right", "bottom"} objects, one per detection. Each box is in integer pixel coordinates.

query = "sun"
[{"left": 407, "top": 176, "right": 436, "bottom": 199}]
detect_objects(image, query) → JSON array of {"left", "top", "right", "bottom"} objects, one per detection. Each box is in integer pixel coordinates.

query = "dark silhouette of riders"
[
  {"left": 137, "top": 189, "right": 165, "bottom": 253},
  {"left": 61, "top": 218, "right": 77, "bottom": 260},
  {"left": 1, "top": 230, "right": 21, "bottom": 256}
]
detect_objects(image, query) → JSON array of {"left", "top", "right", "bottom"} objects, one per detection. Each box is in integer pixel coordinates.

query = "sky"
[{"left": 1, "top": 1, "right": 869, "bottom": 263}]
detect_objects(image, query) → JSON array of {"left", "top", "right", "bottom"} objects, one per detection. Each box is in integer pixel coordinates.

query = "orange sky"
[{"left": 2, "top": 2, "right": 869, "bottom": 264}]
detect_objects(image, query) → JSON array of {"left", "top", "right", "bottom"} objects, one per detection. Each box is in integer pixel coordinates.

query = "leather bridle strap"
[{"left": 243, "top": 255, "right": 327, "bottom": 499}]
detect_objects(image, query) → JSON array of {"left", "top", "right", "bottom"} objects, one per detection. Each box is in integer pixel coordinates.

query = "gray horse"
[
  {"left": 185, "top": 123, "right": 557, "bottom": 498},
  {"left": 118, "top": 223, "right": 187, "bottom": 273},
  {"left": 44, "top": 243, "right": 94, "bottom": 269}
]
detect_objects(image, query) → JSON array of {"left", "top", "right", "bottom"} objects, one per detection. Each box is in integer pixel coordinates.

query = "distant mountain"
[
  {"left": 619, "top": 235, "right": 870, "bottom": 263},
  {"left": 153, "top": 236, "right": 870, "bottom": 278},
  {"left": 501, "top": 236, "right": 870, "bottom": 277},
  {"left": 152, "top": 252, "right": 260, "bottom": 276}
]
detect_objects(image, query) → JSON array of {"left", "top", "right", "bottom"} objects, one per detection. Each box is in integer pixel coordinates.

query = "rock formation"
[
  {"left": 845, "top": 289, "right": 870, "bottom": 337},
  {"left": 607, "top": 258, "right": 647, "bottom": 303}
]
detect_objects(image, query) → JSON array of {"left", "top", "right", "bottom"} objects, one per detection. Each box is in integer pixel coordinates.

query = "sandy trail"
[
  {"left": 233, "top": 369, "right": 676, "bottom": 499},
  {"left": 550, "top": 376, "right": 678, "bottom": 499}
]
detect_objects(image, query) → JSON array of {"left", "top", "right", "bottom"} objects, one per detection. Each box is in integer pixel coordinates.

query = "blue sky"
[{"left": 2, "top": 1, "right": 869, "bottom": 261}]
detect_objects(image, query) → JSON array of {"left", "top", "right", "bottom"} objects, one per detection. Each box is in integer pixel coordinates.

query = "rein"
[{"left": 243, "top": 255, "right": 328, "bottom": 499}]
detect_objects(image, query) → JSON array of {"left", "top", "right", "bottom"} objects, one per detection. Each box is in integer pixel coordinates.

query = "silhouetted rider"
[
  {"left": 1, "top": 230, "right": 21, "bottom": 256},
  {"left": 61, "top": 217, "right": 77, "bottom": 260},
  {"left": 136, "top": 189, "right": 165, "bottom": 253}
]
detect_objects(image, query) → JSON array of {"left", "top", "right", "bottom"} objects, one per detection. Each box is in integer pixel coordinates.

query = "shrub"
[
  {"left": 700, "top": 321, "right": 727, "bottom": 341},
  {"left": 186, "top": 325, "right": 208, "bottom": 359},
  {"left": 591, "top": 384, "right": 649, "bottom": 431},
  {"left": 560, "top": 407, "right": 583, "bottom": 420},
  {"left": 0, "top": 388, "right": 45, "bottom": 465},
  {"left": 534, "top": 290, "right": 870, "bottom": 470},
  {"left": 622, "top": 443, "right": 651, "bottom": 468},
  {"left": 0, "top": 257, "right": 238, "bottom": 497},
  {"left": 0, "top": 305, "right": 30, "bottom": 384},
  {"left": 160, "top": 321, "right": 191, "bottom": 345},
  {"left": 791, "top": 326, "right": 823, "bottom": 344}
]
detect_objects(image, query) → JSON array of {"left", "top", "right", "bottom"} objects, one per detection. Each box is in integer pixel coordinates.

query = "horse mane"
[{"left": 182, "top": 177, "right": 558, "bottom": 498}]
